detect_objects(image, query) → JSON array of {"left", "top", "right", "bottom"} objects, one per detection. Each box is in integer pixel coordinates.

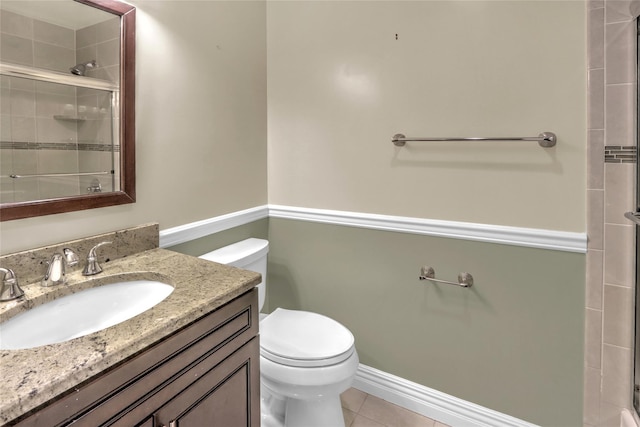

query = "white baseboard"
[
  {"left": 159, "top": 204, "right": 586, "bottom": 253},
  {"left": 352, "top": 364, "right": 538, "bottom": 427}
]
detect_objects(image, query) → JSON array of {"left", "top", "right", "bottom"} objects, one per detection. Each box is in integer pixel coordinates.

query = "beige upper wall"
[
  {"left": 0, "top": 1, "right": 268, "bottom": 255},
  {"left": 267, "top": 0, "right": 587, "bottom": 232}
]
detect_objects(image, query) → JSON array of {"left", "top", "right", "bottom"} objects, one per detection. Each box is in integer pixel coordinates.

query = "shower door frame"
[{"left": 633, "top": 17, "right": 640, "bottom": 418}]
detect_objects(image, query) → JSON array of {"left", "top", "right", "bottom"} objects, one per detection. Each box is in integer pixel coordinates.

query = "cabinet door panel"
[
  {"left": 80, "top": 309, "right": 252, "bottom": 426},
  {"left": 156, "top": 337, "right": 259, "bottom": 427}
]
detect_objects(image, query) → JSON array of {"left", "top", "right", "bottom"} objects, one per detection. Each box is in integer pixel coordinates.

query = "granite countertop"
[{"left": 0, "top": 248, "right": 261, "bottom": 425}]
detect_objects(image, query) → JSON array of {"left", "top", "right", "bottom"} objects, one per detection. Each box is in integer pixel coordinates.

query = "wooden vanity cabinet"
[{"left": 13, "top": 289, "right": 260, "bottom": 427}]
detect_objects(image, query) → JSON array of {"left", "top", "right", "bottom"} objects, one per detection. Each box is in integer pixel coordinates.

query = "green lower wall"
[
  {"left": 169, "top": 216, "right": 585, "bottom": 426},
  {"left": 268, "top": 218, "right": 584, "bottom": 426}
]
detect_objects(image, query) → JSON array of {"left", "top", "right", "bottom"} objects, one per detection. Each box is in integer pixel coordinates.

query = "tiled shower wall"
[
  {"left": 586, "top": 1, "right": 639, "bottom": 426},
  {"left": 0, "top": 9, "right": 119, "bottom": 203}
]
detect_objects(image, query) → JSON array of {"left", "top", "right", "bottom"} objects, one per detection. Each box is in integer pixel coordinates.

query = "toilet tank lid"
[{"left": 199, "top": 238, "right": 269, "bottom": 267}]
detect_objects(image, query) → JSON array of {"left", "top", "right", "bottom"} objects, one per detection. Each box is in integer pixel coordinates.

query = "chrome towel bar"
[
  {"left": 392, "top": 131, "right": 557, "bottom": 148},
  {"left": 419, "top": 266, "right": 474, "bottom": 288},
  {"left": 9, "top": 171, "right": 111, "bottom": 179}
]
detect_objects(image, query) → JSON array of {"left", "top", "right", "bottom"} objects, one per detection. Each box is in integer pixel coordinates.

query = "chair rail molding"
[{"left": 160, "top": 205, "right": 587, "bottom": 253}]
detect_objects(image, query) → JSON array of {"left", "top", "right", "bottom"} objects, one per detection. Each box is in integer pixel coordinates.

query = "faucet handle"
[
  {"left": 63, "top": 248, "right": 79, "bottom": 266},
  {"left": 0, "top": 268, "right": 24, "bottom": 302},
  {"left": 83, "top": 241, "right": 112, "bottom": 276}
]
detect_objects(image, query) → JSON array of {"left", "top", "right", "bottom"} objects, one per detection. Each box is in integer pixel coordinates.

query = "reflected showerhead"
[{"left": 70, "top": 60, "right": 97, "bottom": 76}]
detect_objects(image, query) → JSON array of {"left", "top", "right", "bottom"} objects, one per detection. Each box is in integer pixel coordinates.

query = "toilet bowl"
[{"left": 199, "top": 239, "right": 359, "bottom": 427}]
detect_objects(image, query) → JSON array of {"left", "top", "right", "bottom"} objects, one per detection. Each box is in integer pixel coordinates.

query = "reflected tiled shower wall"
[
  {"left": 0, "top": 10, "right": 119, "bottom": 203},
  {"left": 586, "top": 1, "right": 639, "bottom": 426}
]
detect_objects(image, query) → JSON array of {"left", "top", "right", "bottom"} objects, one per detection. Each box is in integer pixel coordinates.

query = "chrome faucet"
[
  {"left": 0, "top": 268, "right": 24, "bottom": 301},
  {"left": 42, "top": 248, "right": 79, "bottom": 287},
  {"left": 83, "top": 242, "right": 111, "bottom": 276}
]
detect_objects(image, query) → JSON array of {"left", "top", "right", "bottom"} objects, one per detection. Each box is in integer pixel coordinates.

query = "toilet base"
[{"left": 261, "top": 384, "right": 345, "bottom": 427}]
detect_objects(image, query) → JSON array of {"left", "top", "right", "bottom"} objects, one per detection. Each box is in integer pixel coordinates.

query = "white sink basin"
[{"left": 0, "top": 280, "right": 174, "bottom": 350}]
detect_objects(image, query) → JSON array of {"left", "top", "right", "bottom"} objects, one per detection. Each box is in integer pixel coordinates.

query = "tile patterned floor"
[{"left": 341, "top": 388, "right": 452, "bottom": 427}]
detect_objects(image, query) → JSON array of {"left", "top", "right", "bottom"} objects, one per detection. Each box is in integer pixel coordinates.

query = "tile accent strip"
[
  {"left": 605, "top": 145, "right": 637, "bottom": 163},
  {"left": 0, "top": 141, "right": 119, "bottom": 152}
]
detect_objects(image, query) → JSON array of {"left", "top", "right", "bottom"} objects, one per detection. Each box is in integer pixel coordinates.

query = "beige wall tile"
[
  {"left": 10, "top": 89, "right": 35, "bottom": 117},
  {"left": 97, "top": 39, "right": 120, "bottom": 68},
  {"left": 588, "top": 130, "right": 605, "bottom": 189},
  {"left": 602, "top": 344, "right": 633, "bottom": 408},
  {"left": 95, "top": 17, "right": 120, "bottom": 42},
  {"left": 33, "top": 20, "right": 74, "bottom": 50},
  {"left": 35, "top": 81, "right": 75, "bottom": 97},
  {"left": 35, "top": 117, "right": 76, "bottom": 144},
  {"left": 600, "top": 401, "right": 627, "bottom": 427},
  {"left": 605, "top": 83, "right": 636, "bottom": 146},
  {"left": 89, "top": 65, "right": 119, "bottom": 85},
  {"left": 11, "top": 78, "right": 34, "bottom": 92},
  {"left": 603, "top": 285, "right": 633, "bottom": 348},
  {"left": 604, "top": 163, "right": 635, "bottom": 225},
  {"left": 589, "top": 7, "right": 605, "bottom": 69},
  {"left": 1, "top": 34, "right": 34, "bottom": 66},
  {"left": 588, "top": 189, "right": 605, "bottom": 249},
  {"left": 1, "top": 88, "right": 10, "bottom": 116},
  {"left": 604, "top": 224, "right": 635, "bottom": 287},
  {"left": 605, "top": 21, "right": 636, "bottom": 84},
  {"left": 0, "top": 149, "right": 14, "bottom": 203},
  {"left": 12, "top": 176, "right": 39, "bottom": 203},
  {"left": 584, "top": 366, "right": 602, "bottom": 425},
  {"left": 33, "top": 41, "right": 75, "bottom": 73},
  {"left": 586, "top": 308, "right": 603, "bottom": 367},
  {"left": 0, "top": 115, "right": 11, "bottom": 141},
  {"left": 606, "top": 0, "right": 637, "bottom": 23},
  {"left": 76, "top": 45, "right": 98, "bottom": 67},
  {"left": 12, "top": 149, "right": 37, "bottom": 175},
  {"left": 35, "top": 91, "right": 75, "bottom": 118},
  {"left": 76, "top": 25, "right": 96, "bottom": 50},
  {"left": 38, "top": 175, "right": 80, "bottom": 199},
  {"left": 38, "top": 149, "right": 79, "bottom": 174},
  {"left": 11, "top": 116, "right": 35, "bottom": 142},
  {"left": 586, "top": 249, "right": 604, "bottom": 309},
  {"left": 588, "top": 68, "right": 605, "bottom": 130},
  {"left": 0, "top": 10, "right": 33, "bottom": 39}
]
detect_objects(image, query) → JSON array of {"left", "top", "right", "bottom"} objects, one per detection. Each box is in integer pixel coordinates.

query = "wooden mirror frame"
[{"left": 0, "top": 0, "right": 135, "bottom": 221}]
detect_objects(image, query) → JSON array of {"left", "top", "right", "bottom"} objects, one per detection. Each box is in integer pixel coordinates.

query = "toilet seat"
[{"left": 260, "top": 308, "right": 355, "bottom": 368}]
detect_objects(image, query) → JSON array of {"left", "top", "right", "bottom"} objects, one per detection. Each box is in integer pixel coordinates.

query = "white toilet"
[{"left": 199, "top": 238, "right": 359, "bottom": 427}]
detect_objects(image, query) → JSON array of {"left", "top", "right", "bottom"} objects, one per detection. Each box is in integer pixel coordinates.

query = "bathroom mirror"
[{"left": 0, "top": 0, "right": 135, "bottom": 221}]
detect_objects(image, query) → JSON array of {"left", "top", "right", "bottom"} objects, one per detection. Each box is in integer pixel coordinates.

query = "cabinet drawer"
[{"left": 15, "top": 289, "right": 258, "bottom": 427}]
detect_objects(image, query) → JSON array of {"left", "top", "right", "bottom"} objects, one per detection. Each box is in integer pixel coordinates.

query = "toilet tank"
[{"left": 198, "top": 238, "right": 269, "bottom": 311}]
